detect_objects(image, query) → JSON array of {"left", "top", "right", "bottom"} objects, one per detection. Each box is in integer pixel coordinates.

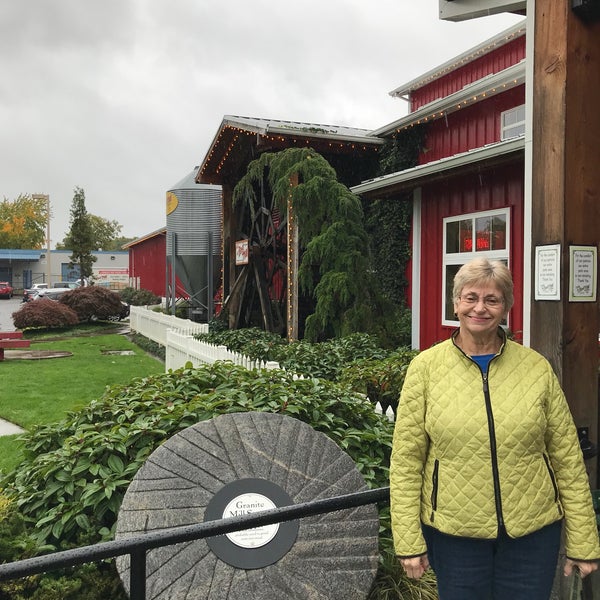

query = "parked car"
[
  {"left": 33, "top": 288, "right": 74, "bottom": 301},
  {"left": 52, "top": 281, "right": 80, "bottom": 289},
  {"left": 22, "top": 283, "right": 49, "bottom": 302},
  {"left": 0, "top": 281, "right": 14, "bottom": 299}
]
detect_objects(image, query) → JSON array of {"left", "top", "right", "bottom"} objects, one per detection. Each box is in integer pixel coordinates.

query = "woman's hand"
[
  {"left": 399, "top": 554, "right": 430, "bottom": 579},
  {"left": 564, "top": 558, "right": 598, "bottom": 578}
]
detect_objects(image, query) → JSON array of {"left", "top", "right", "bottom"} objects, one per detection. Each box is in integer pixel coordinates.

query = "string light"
[{"left": 201, "top": 124, "right": 379, "bottom": 177}]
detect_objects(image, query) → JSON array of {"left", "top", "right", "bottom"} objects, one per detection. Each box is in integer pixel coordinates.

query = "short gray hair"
[{"left": 453, "top": 258, "right": 514, "bottom": 311}]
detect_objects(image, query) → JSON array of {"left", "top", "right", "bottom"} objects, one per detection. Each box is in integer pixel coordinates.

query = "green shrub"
[
  {"left": 195, "top": 329, "right": 389, "bottom": 380},
  {"left": 12, "top": 299, "right": 79, "bottom": 329},
  {"left": 129, "top": 333, "right": 165, "bottom": 361},
  {"left": 59, "top": 287, "right": 125, "bottom": 322},
  {"left": 196, "top": 327, "right": 286, "bottom": 362},
  {"left": 118, "top": 287, "right": 161, "bottom": 306},
  {"left": 4, "top": 362, "right": 393, "bottom": 549},
  {"left": 339, "top": 347, "right": 419, "bottom": 415}
]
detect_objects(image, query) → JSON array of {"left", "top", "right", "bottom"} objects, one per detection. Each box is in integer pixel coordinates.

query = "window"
[
  {"left": 442, "top": 209, "right": 510, "bottom": 325},
  {"left": 501, "top": 104, "right": 525, "bottom": 140}
]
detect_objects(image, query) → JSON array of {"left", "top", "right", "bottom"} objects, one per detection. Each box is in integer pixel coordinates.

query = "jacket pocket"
[
  {"left": 543, "top": 453, "right": 560, "bottom": 506},
  {"left": 430, "top": 459, "right": 440, "bottom": 522}
]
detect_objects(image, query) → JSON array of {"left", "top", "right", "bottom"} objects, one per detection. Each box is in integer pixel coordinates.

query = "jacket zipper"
[
  {"left": 543, "top": 453, "right": 561, "bottom": 506},
  {"left": 430, "top": 459, "right": 439, "bottom": 522},
  {"left": 482, "top": 369, "right": 505, "bottom": 531}
]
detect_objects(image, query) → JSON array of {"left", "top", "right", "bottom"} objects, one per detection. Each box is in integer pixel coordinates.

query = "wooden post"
[
  {"left": 287, "top": 174, "right": 299, "bottom": 342},
  {"left": 530, "top": 0, "right": 600, "bottom": 487}
]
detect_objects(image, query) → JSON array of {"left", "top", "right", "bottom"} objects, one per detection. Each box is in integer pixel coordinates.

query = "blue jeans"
[{"left": 422, "top": 520, "right": 562, "bottom": 600}]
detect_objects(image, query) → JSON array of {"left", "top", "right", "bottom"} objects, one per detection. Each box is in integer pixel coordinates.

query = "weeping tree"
[{"left": 232, "top": 147, "right": 396, "bottom": 342}]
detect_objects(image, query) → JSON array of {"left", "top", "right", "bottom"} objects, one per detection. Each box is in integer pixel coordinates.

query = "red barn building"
[{"left": 353, "top": 21, "right": 527, "bottom": 350}]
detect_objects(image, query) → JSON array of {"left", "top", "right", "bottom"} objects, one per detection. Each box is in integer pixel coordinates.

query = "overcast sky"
[{"left": 0, "top": 1, "right": 524, "bottom": 247}]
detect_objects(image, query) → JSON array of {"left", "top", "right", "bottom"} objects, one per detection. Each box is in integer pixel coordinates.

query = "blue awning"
[{"left": 0, "top": 249, "right": 43, "bottom": 261}]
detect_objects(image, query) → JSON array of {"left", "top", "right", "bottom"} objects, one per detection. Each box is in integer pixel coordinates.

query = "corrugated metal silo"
[{"left": 166, "top": 167, "right": 222, "bottom": 321}]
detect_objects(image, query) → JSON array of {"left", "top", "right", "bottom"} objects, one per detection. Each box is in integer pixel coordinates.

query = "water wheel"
[{"left": 225, "top": 177, "right": 288, "bottom": 333}]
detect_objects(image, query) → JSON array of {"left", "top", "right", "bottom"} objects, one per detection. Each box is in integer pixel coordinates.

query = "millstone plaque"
[{"left": 115, "top": 412, "right": 380, "bottom": 599}]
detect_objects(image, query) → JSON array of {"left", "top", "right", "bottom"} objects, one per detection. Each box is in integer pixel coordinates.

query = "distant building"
[{"left": 0, "top": 248, "right": 129, "bottom": 291}]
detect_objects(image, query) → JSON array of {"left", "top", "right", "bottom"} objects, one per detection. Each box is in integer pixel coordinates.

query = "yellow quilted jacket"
[{"left": 390, "top": 331, "right": 600, "bottom": 561}]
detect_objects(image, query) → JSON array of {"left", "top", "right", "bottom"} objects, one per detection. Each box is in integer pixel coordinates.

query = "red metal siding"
[
  {"left": 418, "top": 162, "right": 524, "bottom": 349},
  {"left": 128, "top": 235, "right": 168, "bottom": 297},
  {"left": 419, "top": 86, "right": 525, "bottom": 163},
  {"left": 411, "top": 37, "right": 526, "bottom": 109}
]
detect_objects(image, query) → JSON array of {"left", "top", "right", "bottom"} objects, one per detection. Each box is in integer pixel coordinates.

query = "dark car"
[{"left": 0, "top": 281, "right": 14, "bottom": 299}]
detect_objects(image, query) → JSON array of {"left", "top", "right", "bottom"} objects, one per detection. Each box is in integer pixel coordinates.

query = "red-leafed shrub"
[
  {"left": 59, "top": 286, "right": 127, "bottom": 322},
  {"left": 12, "top": 299, "right": 80, "bottom": 329}
]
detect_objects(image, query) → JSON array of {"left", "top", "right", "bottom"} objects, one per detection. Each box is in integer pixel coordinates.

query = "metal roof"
[
  {"left": 371, "top": 61, "right": 526, "bottom": 137},
  {"left": 197, "top": 115, "right": 383, "bottom": 185},
  {"left": 0, "top": 249, "right": 43, "bottom": 261},
  {"left": 388, "top": 21, "right": 526, "bottom": 99},
  {"left": 351, "top": 136, "right": 525, "bottom": 197},
  {"left": 219, "top": 115, "right": 376, "bottom": 142}
]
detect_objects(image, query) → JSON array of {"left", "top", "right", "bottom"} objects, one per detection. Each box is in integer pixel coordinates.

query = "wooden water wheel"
[{"left": 224, "top": 177, "right": 288, "bottom": 333}]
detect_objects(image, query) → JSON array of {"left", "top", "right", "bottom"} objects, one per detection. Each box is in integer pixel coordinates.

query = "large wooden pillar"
[{"left": 530, "top": 1, "right": 600, "bottom": 485}]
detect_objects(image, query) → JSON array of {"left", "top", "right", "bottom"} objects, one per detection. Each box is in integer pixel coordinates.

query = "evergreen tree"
[{"left": 66, "top": 187, "right": 96, "bottom": 280}]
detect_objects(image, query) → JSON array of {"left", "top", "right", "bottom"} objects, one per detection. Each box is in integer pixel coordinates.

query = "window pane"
[
  {"left": 490, "top": 214, "right": 507, "bottom": 250},
  {"left": 445, "top": 265, "right": 460, "bottom": 321},
  {"left": 459, "top": 220, "right": 473, "bottom": 252},
  {"left": 446, "top": 221, "right": 459, "bottom": 253},
  {"left": 475, "top": 216, "right": 491, "bottom": 251}
]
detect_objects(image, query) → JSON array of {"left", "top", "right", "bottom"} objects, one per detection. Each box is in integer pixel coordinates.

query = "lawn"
[{"left": 0, "top": 328, "right": 164, "bottom": 475}]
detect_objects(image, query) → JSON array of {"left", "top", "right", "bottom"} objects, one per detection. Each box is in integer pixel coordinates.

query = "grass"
[{"left": 0, "top": 326, "right": 164, "bottom": 475}]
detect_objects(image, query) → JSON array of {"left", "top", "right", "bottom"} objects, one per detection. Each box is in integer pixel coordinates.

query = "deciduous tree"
[{"left": 0, "top": 194, "right": 48, "bottom": 248}]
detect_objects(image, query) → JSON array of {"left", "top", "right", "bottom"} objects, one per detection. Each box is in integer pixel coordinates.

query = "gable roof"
[
  {"left": 371, "top": 60, "right": 525, "bottom": 137},
  {"left": 388, "top": 21, "right": 526, "bottom": 100},
  {"left": 196, "top": 115, "right": 383, "bottom": 185}
]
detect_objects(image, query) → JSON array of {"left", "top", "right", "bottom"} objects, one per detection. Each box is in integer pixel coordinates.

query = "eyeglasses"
[{"left": 459, "top": 294, "right": 504, "bottom": 308}]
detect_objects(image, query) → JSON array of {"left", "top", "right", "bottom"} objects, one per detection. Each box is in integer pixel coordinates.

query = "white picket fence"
[
  {"left": 128, "top": 305, "right": 394, "bottom": 420},
  {"left": 129, "top": 306, "right": 209, "bottom": 346},
  {"left": 129, "top": 306, "right": 281, "bottom": 372}
]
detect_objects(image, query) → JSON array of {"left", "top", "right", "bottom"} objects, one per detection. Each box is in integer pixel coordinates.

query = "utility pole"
[{"left": 32, "top": 194, "right": 51, "bottom": 285}]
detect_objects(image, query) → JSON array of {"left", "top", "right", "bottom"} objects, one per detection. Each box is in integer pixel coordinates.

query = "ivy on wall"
[{"left": 364, "top": 124, "right": 428, "bottom": 305}]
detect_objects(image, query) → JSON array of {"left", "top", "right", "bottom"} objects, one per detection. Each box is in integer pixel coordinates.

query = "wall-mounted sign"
[
  {"left": 535, "top": 244, "right": 561, "bottom": 301},
  {"left": 236, "top": 239, "right": 249, "bottom": 265},
  {"left": 569, "top": 245, "right": 597, "bottom": 302}
]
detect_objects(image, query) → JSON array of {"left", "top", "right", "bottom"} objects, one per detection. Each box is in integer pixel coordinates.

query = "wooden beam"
[{"left": 530, "top": 0, "right": 600, "bottom": 485}]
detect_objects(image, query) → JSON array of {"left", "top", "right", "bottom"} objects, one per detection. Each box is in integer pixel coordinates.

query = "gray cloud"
[{"left": 0, "top": 0, "right": 523, "bottom": 245}]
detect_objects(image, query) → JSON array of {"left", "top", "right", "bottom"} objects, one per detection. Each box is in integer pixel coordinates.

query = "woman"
[{"left": 390, "top": 258, "right": 599, "bottom": 599}]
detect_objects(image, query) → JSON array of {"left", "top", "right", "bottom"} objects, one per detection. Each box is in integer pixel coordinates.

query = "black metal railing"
[{"left": 0, "top": 486, "right": 390, "bottom": 600}]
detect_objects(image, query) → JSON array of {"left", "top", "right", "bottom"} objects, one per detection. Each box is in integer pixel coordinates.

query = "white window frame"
[
  {"left": 501, "top": 104, "right": 526, "bottom": 140},
  {"left": 442, "top": 208, "right": 511, "bottom": 327}
]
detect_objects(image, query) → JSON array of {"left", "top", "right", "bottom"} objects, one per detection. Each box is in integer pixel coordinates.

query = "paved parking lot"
[{"left": 0, "top": 295, "right": 22, "bottom": 332}]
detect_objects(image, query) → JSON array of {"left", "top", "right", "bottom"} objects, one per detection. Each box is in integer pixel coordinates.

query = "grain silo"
[{"left": 166, "top": 167, "right": 222, "bottom": 321}]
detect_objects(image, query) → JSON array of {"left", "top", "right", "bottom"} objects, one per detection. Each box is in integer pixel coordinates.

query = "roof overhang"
[
  {"left": 389, "top": 22, "right": 525, "bottom": 98},
  {"left": 352, "top": 136, "right": 525, "bottom": 199},
  {"left": 0, "top": 249, "right": 43, "bottom": 261},
  {"left": 197, "top": 115, "right": 383, "bottom": 186},
  {"left": 372, "top": 60, "right": 526, "bottom": 138},
  {"left": 122, "top": 227, "right": 166, "bottom": 249},
  {"left": 439, "top": 0, "right": 526, "bottom": 22}
]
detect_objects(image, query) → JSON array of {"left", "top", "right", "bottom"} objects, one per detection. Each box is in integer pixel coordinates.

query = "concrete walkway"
[{"left": 0, "top": 417, "right": 25, "bottom": 436}]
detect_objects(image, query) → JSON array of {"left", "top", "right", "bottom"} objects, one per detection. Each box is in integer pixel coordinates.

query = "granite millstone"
[{"left": 115, "top": 412, "right": 380, "bottom": 599}]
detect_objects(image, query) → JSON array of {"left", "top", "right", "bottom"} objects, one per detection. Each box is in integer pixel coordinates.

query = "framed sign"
[
  {"left": 235, "top": 240, "right": 249, "bottom": 265},
  {"left": 535, "top": 244, "right": 561, "bottom": 301},
  {"left": 569, "top": 245, "right": 597, "bottom": 302}
]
